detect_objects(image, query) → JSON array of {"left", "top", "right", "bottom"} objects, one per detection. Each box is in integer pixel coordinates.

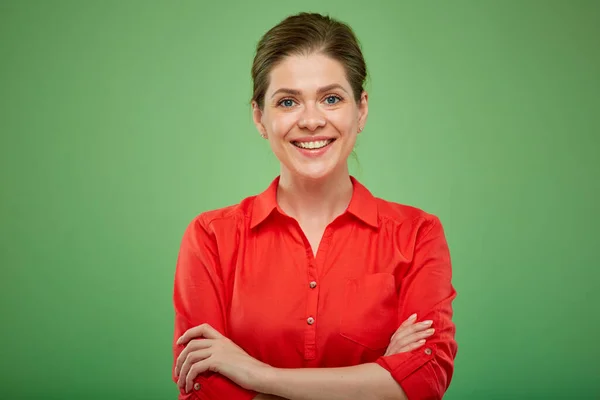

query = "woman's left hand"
[{"left": 174, "top": 323, "right": 272, "bottom": 393}]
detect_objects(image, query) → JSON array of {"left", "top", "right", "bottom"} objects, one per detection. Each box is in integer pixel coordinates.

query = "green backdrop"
[{"left": 1, "top": 1, "right": 598, "bottom": 399}]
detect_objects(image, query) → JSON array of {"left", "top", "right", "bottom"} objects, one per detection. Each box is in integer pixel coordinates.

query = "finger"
[
  {"left": 396, "top": 339, "right": 427, "bottom": 353},
  {"left": 178, "top": 349, "right": 212, "bottom": 388},
  {"left": 175, "top": 339, "right": 214, "bottom": 377},
  {"left": 392, "top": 318, "right": 430, "bottom": 339},
  {"left": 399, "top": 313, "right": 417, "bottom": 328},
  {"left": 177, "top": 323, "right": 224, "bottom": 345},
  {"left": 390, "top": 314, "right": 417, "bottom": 343},
  {"left": 386, "top": 338, "right": 427, "bottom": 356},
  {"left": 186, "top": 359, "right": 211, "bottom": 393},
  {"left": 392, "top": 328, "right": 435, "bottom": 349},
  {"left": 391, "top": 319, "right": 433, "bottom": 342}
]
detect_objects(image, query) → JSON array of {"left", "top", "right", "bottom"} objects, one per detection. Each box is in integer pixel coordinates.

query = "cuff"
[
  {"left": 178, "top": 373, "right": 257, "bottom": 400},
  {"left": 375, "top": 343, "right": 437, "bottom": 398}
]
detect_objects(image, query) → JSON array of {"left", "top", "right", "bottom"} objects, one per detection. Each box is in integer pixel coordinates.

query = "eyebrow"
[{"left": 270, "top": 84, "right": 349, "bottom": 99}]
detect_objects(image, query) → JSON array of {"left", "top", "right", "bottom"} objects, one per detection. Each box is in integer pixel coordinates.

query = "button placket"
[
  {"left": 303, "top": 225, "right": 334, "bottom": 361},
  {"left": 304, "top": 256, "right": 319, "bottom": 360}
]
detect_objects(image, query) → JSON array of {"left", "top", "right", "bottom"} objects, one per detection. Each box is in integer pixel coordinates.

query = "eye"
[
  {"left": 278, "top": 98, "right": 296, "bottom": 108},
  {"left": 324, "top": 95, "right": 342, "bottom": 105}
]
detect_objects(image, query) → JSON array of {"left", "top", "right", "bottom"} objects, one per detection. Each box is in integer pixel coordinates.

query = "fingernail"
[
  {"left": 418, "top": 339, "right": 426, "bottom": 344},
  {"left": 421, "top": 320, "right": 433, "bottom": 326},
  {"left": 426, "top": 328, "right": 435, "bottom": 334},
  {"left": 408, "top": 313, "right": 417, "bottom": 321}
]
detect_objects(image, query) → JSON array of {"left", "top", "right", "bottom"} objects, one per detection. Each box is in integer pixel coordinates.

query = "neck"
[{"left": 277, "top": 165, "right": 353, "bottom": 226}]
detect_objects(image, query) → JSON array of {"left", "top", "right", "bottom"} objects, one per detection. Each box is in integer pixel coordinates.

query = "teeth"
[{"left": 294, "top": 140, "right": 332, "bottom": 149}]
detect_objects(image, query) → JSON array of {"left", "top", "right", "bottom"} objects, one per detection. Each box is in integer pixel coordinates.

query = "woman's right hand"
[{"left": 383, "top": 313, "right": 435, "bottom": 356}]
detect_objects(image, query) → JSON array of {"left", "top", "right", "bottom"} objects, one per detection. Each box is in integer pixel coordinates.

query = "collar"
[{"left": 250, "top": 176, "right": 379, "bottom": 229}]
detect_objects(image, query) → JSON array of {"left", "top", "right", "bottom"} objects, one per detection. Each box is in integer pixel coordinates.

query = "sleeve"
[
  {"left": 172, "top": 215, "right": 257, "bottom": 400},
  {"left": 375, "top": 216, "right": 458, "bottom": 400}
]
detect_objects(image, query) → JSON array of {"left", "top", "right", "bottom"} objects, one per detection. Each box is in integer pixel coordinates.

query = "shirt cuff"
[
  {"left": 375, "top": 343, "right": 437, "bottom": 398},
  {"left": 178, "top": 373, "right": 257, "bottom": 400}
]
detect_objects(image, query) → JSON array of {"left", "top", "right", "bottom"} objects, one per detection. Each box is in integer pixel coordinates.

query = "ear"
[
  {"left": 357, "top": 91, "right": 369, "bottom": 133},
  {"left": 252, "top": 101, "right": 268, "bottom": 139}
]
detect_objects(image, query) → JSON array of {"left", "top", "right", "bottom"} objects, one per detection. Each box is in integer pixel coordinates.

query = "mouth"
[{"left": 291, "top": 139, "right": 336, "bottom": 150}]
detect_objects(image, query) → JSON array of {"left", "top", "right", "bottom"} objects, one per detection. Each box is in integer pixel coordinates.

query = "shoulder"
[
  {"left": 187, "top": 195, "right": 257, "bottom": 235},
  {"left": 181, "top": 177, "right": 278, "bottom": 247},
  {"left": 373, "top": 197, "right": 449, "bottom": 263},
  {"left": 373, "top": 196, "right": 447, "bottom": 246},
  {"left": 376, "top": 196, "right": 440, "bottom": 227},
  {"left": 178, "top": 195, "right": 257, "bottom": 258}
]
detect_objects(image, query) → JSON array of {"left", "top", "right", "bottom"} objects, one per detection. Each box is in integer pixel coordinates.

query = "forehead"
[{"left": 266, "top": 53, "right": 350, "bottom": 94}]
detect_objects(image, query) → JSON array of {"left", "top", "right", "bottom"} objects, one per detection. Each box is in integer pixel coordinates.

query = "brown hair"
[{"left": 251, "top": 12, "right": 367, "bottom": 109}]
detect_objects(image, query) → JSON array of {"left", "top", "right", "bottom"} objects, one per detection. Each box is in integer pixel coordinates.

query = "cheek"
[
  {"left": 328, "top": 109, "right": 356, "bottom": 133},
  {"left": 269, "top": 113, "right": 297, "bottom": 137}
]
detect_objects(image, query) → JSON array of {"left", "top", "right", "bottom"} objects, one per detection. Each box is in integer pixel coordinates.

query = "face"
[{"left": 252, "top": 53, "right": 368, "bottom": 182}]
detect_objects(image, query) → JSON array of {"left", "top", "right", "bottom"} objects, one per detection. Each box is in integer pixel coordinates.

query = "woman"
[{"left": 172, "top": 12, "right": 457, "bottom": 400}]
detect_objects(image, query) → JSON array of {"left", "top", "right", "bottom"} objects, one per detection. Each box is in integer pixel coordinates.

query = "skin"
[
  {"left": 253, "top": 53, "right": 370, "bottom": 255},
  {"left": 254, "top": 52, "right": 366, "bottom": 184},
  {"left": 174, "top": 52, "right": 436, "bottom": 399}
]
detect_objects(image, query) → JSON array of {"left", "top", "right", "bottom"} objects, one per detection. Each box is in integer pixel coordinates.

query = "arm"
[
  {"left": 175, "top": 309, "right": 431, "bottom": 400},
  {"left": 257, "top": 363, "right": 406, "bottom": 400},
  {"left": 374, "top": 216, "right": 457, "bottom": 399},
  {"left": 172, "top": 216, "right": 258, "bottom": 400},
  {"left": 252, "top": 216, "right": 456, "bottom": 400}
]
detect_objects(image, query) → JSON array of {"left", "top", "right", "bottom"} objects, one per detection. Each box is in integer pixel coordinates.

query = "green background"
[{"left": 1, "top": 1, "right": 598, "bottom": 398}]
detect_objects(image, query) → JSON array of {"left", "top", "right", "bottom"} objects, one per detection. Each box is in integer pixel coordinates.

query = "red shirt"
[{"left": 172, "top": 176, "right": 457, "bottom": 399}]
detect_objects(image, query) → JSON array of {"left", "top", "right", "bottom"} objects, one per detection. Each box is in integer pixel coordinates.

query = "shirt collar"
[
  {"left": 250, "top": 176, "right": 379, "bottom": 229},
  {"left": 250, "top": 176, "right": 281, "bottom": 229}
]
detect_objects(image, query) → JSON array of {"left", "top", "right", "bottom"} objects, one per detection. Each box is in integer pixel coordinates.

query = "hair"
[{"left": 251, "top": 12, "right": 367, "bottom": 109}]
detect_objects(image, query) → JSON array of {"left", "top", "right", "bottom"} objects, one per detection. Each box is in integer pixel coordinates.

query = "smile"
[{"left": 292, "top": 139, "right": 335, "bottom": 150}]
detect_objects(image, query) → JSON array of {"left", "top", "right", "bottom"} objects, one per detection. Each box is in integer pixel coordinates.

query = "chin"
[
  {"left": 291, "top": 162, "right": 340, "bottom": 182},
  {"left": 297, "top": 171, "right": 330, "bottom": 181}
]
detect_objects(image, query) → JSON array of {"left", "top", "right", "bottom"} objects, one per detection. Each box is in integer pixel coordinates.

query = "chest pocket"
[{"left": 339, "top": 272, "right": 399, "bottom": 351}]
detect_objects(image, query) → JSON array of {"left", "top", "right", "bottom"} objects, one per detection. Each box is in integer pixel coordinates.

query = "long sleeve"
[
  {"left": 172, "top": 215, "right": 257, "bottom": 400},
  {"left": 375, "top": 216, "right": 458, "bottom": 400}
]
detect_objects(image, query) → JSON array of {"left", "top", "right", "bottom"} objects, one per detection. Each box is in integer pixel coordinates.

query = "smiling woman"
[
  {"left": 172, "top": 12, "right": 457, "bottom": 400},
  {"left": 253, "top": 53, "right": 366, "bottom": 192}
]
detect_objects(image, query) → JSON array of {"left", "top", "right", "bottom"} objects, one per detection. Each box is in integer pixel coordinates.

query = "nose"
[{"left": 297, "top": 103, "right": 326, "bottom": 131}]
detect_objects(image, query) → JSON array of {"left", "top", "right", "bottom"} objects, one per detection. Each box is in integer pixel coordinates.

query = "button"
[
  {"left": 309, "top": 281, "right": 317, "bottom": 288},
  {"left": 424, "top": 348, "right": 432, "bottom": 355},
  {"left": 193, "top": 382, "right": 201, "bottom": 391},
  {"left": 307, "top": 317, "right": 315, "bottom": 325}
]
